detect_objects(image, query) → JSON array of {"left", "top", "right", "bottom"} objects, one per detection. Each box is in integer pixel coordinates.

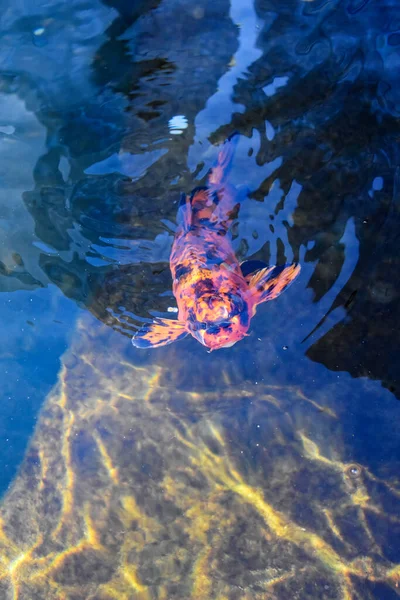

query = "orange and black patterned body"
[{"left": 132, "top": 136, "right": 300, "bottom": 351}]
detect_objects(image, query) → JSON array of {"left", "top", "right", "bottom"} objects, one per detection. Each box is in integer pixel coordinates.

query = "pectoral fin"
[
  {"left": 132, "top": 318, "right": 188, "bottom": 349},
  {"left": 248, "top": 263, "right": 301, "bottom": 305},
  {"left": 240, "top": 259, "right": 269, "bottom": 280}
]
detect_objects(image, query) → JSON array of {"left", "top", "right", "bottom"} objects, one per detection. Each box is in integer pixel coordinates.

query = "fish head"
[{"left": 188, "top": 291, "right": 251, "bottom": 350}]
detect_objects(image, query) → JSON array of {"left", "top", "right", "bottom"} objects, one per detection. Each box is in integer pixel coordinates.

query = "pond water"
[{"left": 0, "top": 0, "right": 400, "bottom": 598}]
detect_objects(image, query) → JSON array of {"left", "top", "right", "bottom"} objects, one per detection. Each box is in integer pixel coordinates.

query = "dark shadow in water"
[
  {"left": 210, "top": 0, "right": 400, "bottom": 398},
  {"left": 0, "top": 0, "right": 238, "bottom": 497}
]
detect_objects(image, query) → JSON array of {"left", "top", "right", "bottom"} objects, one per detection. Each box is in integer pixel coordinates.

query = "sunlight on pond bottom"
[{"left": 0, "top": 315, "right": 398, "bottom": 600}]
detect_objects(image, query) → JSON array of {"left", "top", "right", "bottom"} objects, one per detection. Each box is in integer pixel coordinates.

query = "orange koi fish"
[{"left": 132, "top": 135, "right": 300, "bottom": 351}]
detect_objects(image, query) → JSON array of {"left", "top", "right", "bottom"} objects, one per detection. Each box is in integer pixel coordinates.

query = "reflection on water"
[{"left": 0, "top": 0, "right": 400, "bottom": 597}]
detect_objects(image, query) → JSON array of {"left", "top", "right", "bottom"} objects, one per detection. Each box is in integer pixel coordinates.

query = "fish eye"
[
  {"left": 206, "top": 324, "right": 221, "bottom": 335},
  {"left": 205, "top": 321, "right": 232, "bottom": 334},
  {"left": 228, "top": 294, "right": 245, "bottom": 316}
]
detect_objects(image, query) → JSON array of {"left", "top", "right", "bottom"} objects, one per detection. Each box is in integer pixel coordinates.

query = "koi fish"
[{"left": 132, "top": 135, "right": 300, "bottom": 351}]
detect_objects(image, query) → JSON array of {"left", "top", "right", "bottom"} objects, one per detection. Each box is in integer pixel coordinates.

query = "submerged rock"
[{"left": 0, "top": 314, "right": 398, "bottom": 599}]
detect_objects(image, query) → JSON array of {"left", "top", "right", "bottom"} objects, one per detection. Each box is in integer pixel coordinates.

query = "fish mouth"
[
  {"left": 206, "top": 335, "right": 242, "bottom": 351},
  {"left": 189, "top": 319, "right": 246, "bottom": 350},
  {"left": 216, "top": 339, "right": 237, "bottom": 349},
  {"left": 207, "top": 337, "right": 239, "bottom": 352}
]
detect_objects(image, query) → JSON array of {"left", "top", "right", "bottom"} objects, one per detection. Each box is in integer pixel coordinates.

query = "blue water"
[{"left": 0, "top": 0, "right": 400, "bottom": 597}]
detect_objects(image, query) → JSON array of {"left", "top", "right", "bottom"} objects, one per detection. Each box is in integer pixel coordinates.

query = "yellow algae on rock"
[{"left": 0, "top": 315, "right": 399, "bottom": 599}]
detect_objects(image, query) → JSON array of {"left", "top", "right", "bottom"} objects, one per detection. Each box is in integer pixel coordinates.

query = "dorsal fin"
[{"left": 177, "top": 192, "right": 192, "bottom": 233}]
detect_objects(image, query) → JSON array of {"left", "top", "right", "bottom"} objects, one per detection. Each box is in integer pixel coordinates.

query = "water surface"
[{"left": 0, "top": 0, "right": 399, "bottom": 598}]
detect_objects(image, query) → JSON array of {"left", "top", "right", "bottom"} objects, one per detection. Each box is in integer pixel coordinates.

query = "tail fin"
[{"left": 208, "top": 133, "right": 239, "bottom": 187}]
